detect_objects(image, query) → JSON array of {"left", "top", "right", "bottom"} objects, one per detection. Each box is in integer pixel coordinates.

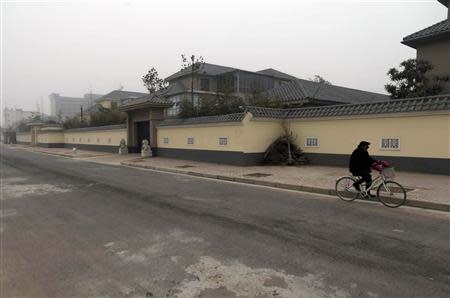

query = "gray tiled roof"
[
  {"left": 158, "top": 113, "right": 246, "bottom": 127},
  {"left": 120, "top": 92, "right": 173, "bottom": 109},
  {"left": 245, "top": 106, "right": 287, "bottom": 119},
  {"left": 65, "top": 124, "right": 126, "bottom": 132},
  {"left": 95, "top": 90, "right": 148, "bottom": 103},
  {"left": 402, "top": 19, "right": 450, "bottom": 48},
  {"left": 248, "top": 95, "right": 450, "bottom": 119},
  {"left": 256, "top": 68, "right": 298, "bottom": 80},
  {"left": 165, "top": 63, "right": 236, "bottom": 81},
  {"left": 265, "top": 79, "right": 389, "bottom": 105}
]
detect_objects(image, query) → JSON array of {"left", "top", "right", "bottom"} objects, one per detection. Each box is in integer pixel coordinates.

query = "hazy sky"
[{"left": 1, "top": 0, "right": 447, "bottom": 114}]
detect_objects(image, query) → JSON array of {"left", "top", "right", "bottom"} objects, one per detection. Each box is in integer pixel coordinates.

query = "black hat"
[{"left": 359, "top": 141, "right": 370, "bottom": 147}]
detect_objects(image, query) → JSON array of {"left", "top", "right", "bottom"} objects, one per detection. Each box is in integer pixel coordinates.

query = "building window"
[
  {"left": 305, "top": 137, "right": 319, "bottom": 147},
  {"left": 187, "top": 137, "right": 194, "bottom": 145},
  {"left": 97, "top": 138, "right": 100, "bottom": 143},
  {"left": 108, "top": 138, "right": 111, "bottom": 144},
  {"left": 167, "top": 95, "right": 182, "bottom": 116},
  {"left": 72, "top": 138, "right": 75, "bottom": 142},
  {"left": 163, "top": 137, "right": 169, "bottom": 144},
  {"left": 219, "top": 137, "right": 228, "bottom": 146},
  {"left": 200, "top": 78, "right": 210, "bottom": 91},
  {"left": 79, "top": 137, "right": 82, "bottom": 142},
  {"left": 380, "top": 138, "right": 400, "bottom": 150},
  {"left": 87, "top": 138, "right": 90, "bottom": 143}
]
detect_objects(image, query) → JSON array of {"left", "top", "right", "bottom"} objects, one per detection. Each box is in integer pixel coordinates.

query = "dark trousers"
[{"left": 353, "top": 172, "right": 372, "bottom": 190}]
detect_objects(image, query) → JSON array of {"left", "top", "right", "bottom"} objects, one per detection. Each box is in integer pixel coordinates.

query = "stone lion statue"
[
  {"left": 141, "top": 139, "right": 152, "bottom": 157},
  {"left": 118, "top": 139, "right": 128, "bottom": 155}
]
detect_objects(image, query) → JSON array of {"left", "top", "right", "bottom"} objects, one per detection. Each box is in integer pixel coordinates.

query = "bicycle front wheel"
[
  {"left": 377, "top": 180, "right": 407, "bottom": 208},
  {"left": 335, "top": 176, "right": 359, "bottom": 202}
]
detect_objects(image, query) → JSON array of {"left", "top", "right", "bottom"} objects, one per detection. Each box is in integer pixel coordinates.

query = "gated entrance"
[{"left": 135, "top": 120, "right": 150, "bottom": 152}]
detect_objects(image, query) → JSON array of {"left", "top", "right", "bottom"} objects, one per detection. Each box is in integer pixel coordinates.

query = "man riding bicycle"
[{"left": 349, "top": 141, "right": 376, "bottom": 197}]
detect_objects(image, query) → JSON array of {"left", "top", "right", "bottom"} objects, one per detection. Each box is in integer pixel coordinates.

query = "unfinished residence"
[{"left": 159, "top": 63, "right": 389, "bottom": 116}]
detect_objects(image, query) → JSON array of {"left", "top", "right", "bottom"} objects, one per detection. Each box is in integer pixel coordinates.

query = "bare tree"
[{"left": 181, "top": 54, "right": 205, "bottom": 106}]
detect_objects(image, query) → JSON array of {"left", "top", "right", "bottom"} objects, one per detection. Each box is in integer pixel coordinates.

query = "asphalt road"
[{"left": 1, "top": 145, "right": 449, "bottom": 298}]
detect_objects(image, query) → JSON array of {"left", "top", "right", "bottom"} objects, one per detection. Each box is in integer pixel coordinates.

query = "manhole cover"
[
  {"left": 176, "top": 165, "right": 195, "bottom": 168},
  {"left": 244, "top": 173, "right": 272, "bottom": 178}
]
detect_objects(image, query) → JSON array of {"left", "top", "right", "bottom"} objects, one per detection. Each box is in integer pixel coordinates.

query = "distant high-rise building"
[
  {"left": 49, "top": 93, "right": 103, "bottom": 120},
  {"left": 2, "top": 107, "right": 39, "bottom": 128}
]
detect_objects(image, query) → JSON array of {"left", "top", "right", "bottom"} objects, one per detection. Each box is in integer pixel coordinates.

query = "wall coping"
[{"left": 64, "top": 124, "right": 126, "bottom": 133}]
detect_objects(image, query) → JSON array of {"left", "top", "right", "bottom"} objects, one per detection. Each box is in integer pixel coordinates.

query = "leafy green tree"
[
  {"left": 89, "top": 110, "right": 126, "bottom": 127},
  {"left": 385, "top": 59, "right": 448, "bottom": 99},
  {"left": 142, "top": 67, "right": 167, "bottom": 93}
]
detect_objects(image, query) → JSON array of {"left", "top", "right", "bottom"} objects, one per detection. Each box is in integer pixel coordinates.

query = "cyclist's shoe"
[
  {"left": 352, "top": 183, "right": 361, "bottom": 192},
  {"left": 367, "top": 192, "right": 376, "bottom": 198}
]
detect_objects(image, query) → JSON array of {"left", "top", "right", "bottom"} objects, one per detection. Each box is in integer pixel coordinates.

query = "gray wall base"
[
  {"left": 38, "top": 143, "right": 65, "bottom": 148},
  {"left": 304, "top": 153, "right": 450, "bottom": 175},
  {"left": 155, "top": 148, "right": 264, "bottom": 166},
  {"left": 64, "top": 143, "right": 118, "bottom": 153}
]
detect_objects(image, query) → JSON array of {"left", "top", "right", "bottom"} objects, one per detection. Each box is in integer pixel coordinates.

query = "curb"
[{"left": 121, "top": 161, "right": 450, "bottom": 213}]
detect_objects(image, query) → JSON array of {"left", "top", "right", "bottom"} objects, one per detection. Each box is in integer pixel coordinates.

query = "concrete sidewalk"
[
  {"left": 8, "top": 145, "right": 449, "bottom": 211},
  {"left": 120, "top": 156, "right": 450, "bottom": 212}
]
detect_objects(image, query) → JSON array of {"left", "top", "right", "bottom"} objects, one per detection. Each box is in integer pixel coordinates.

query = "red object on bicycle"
[{"left": 371, "top": 160, "right": 390, "bottom": 171}]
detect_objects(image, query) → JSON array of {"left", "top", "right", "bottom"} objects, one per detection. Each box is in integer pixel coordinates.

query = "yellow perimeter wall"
[
  {"left": 38, "top": 131, "right": 65, "bottom": 144},
  {"left": 289, "top": 114, "right": 450, "bottom": 159},
  {"left": 156, "top": 114, "right": 284, "bottom": 153},
  {"left": 15, "top": 127, "right": 126, "bottom": 147},
  {"left": 157, "top": 112, "right": 450, "bottom": 159},
  {"left": 16, "top": 132, "right": 31, "bottom": 143},
  {"left": 64, "top": 128, "right": 126, "bottom": 146},
  {"left": 13, "top": 112, "right": 450, "bottom": 160}
]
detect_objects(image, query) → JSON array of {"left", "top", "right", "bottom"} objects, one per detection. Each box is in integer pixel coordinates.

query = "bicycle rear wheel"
[
  {"left": 377, "top": 180, "right": 407, "bottom": 208},
  {"left": 335, "top": 176, "right": 359, "bottom": 202}
]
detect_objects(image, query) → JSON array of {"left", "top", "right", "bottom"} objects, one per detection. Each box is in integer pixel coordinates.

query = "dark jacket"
[{"left": 349, "top": 147, "right": 376, "bottom": 175}]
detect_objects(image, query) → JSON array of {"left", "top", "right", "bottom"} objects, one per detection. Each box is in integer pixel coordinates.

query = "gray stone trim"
[
  {"left": 304, "top": 152, "right": 450, "bottom": 175},
  {"left": 64, "top": 124, "right": 126, "bottom": 133},
  {"left": 155, "top": 148, "right": 263, "bottom": 166},
  {"left": 38, "top": 143, "right": 65, "bottom": 148},
  {"left": 64, "top": 143, "right": 118, "bottom": 153},
  {"left": 158, "top": 113, "right": 246, "bottom": 127},
  {"left": 247, "top": 95, "right": 450, "bottom": 120}
]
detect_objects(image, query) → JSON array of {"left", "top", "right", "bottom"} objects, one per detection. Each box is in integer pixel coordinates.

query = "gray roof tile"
[
  {"left": 165, "top": 63, "right": 236, "bottom": 81},
  {"left": 247, "top": 95, "right": 449, "bottom": 119},
  {"left": 265, "top": 79, "right": 389, "bottom": 105},
  {"left": 256, "top": 68, "right": 298, "bottom": 80},
  {"left": 119, "top": 92, "right": 173, "bottom": 109},
  {"left": 65, "top": 124, "right": 126, "bottom": 132},
  {"left": 158, "top": 113, "right": 246, "bottom": 127},
  {"left": 402, "top": 19, "right": 450, "bottom": 48},
  {"left": 96, "top": 90, "right": 148, "bottom": 102}
]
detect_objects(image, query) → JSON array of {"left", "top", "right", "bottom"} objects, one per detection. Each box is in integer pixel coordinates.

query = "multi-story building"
[
  {"left": 160, "top": 63, "right": 389, "bottom": 116},
  {"left": 402, "top": 0, "right": 450, "bottom": 93},
  {"left": 2, "top": 107, "right": 39, "bottom": 129},
  {"left": 163, "top": 64, "right": 295, "bottom": 116},
  {"left": 49, "top": 93, "right": 103, "bottom": 120}
]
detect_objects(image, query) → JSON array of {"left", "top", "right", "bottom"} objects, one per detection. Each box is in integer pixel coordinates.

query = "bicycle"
[{"left": 335, "top": 167, "right": 407, "bottom": 208}]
